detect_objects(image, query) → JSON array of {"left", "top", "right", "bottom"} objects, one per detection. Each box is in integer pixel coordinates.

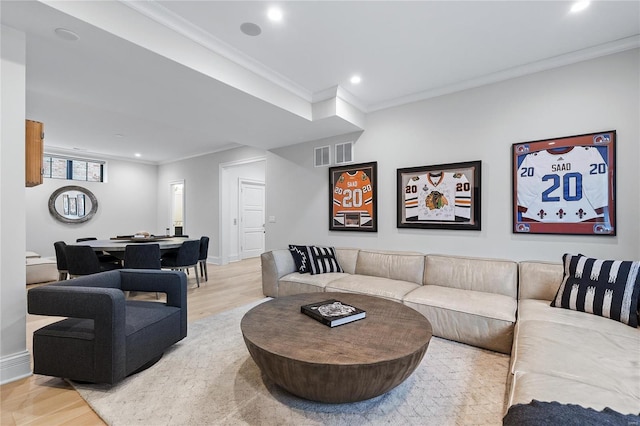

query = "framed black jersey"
[
  {"left": 397, "top": 161, "right": 481, "bottom": 230},
  {"left": 329, "top": 161, "right": 377, "bottom": 232},
  {"left": 512, "top": 130, "right": 616, "bottom": 236}
]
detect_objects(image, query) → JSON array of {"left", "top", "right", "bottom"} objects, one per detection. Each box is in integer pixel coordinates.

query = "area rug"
[{"left": 72, "top": 299, "right": 511, "bottom": 425}]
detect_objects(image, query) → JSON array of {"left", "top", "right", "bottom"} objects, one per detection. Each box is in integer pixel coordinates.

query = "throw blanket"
[{"left": 503, "top": 400, "right": 640, "bottom": 426}]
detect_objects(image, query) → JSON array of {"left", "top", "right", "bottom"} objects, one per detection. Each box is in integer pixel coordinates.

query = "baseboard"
[{"left": 0, "top": 350, "right": 32, "bottom": 385}]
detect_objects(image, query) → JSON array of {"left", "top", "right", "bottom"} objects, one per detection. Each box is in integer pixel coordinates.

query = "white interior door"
[{"left": 239, "top": 180, "right": 265, "bottom": 259}]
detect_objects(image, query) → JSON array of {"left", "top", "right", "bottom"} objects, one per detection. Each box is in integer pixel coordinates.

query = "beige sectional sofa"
[
  {"left": 510, "top": 261, "right": 640, "bottom": 416},
  {"left": 261, "top": 247, "right": 640, "bottom": 415},
  {"left": 262, "top": 248, "right": 518, "bottom": 354}
]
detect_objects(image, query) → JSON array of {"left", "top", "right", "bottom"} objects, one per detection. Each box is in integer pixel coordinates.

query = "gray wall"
[
  {"left": 25, "top": 159, "right": 158, "bottom": 258},
  {"left": 156, "top": 145, "right": 267, "bottom": 263},
  {"left": 265, "top": 49, "right": 640, "bottom": 262}
]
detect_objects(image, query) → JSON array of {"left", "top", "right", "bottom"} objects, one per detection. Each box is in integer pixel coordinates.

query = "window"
[{"left": 43, "top": 155, "right": 105, "bottom": 182}]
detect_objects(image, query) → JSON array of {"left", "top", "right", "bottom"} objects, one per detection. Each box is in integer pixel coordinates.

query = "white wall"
[
  {"left": 1, "top": 25, "right": 30, "bottom": 384},
  {"left": 25, "top": 159, "right": 158, "bottom": 258},
  {"left": 157, "top": 146, "right": 266, "bottom": 262},
  {"left": 265, "top": 49, "right": 640, "bottom": 262}
]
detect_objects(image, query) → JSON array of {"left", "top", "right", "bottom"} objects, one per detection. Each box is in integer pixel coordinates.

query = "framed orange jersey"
[{"left": 329, "top": 161, "right": 377, "bottom": 232}]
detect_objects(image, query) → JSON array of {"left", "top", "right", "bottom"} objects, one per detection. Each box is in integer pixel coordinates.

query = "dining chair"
[
  {"left": 66, "top": 245, "right": 122, "bottom": 278},
  {"left": 198, "top": 236, "right": 210, "bottom": 282},
  {"left": 124, "top": 243, "right": 162, "bottom": 298},
  {"left": 53, "top": 241, "right": 69, "bottom": 281},
  {"left": 76, "top": 237, "right": 121, "bottom": 265},
  {"left": 124, "top": 244, "right": 161, "bottom": 269},
  {"left": 161, "top": 239, "right": 201, "bottom": 287}
]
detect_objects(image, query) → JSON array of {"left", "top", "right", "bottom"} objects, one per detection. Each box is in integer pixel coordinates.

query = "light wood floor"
[{"left": 1, "top": 258, "right": 264, "bottom": 426}]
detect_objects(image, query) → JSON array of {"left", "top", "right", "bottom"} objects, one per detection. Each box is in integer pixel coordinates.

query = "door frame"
[
  {"left": 218, "top": 156, "right": 266, "bottom": 265},
  {"left": 168, "top": 179, "right": 185, "bottom": 236}
]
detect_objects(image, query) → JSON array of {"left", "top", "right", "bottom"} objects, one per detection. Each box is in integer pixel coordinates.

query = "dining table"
[{"left": 75, "top": 237, "right": 197, "bottom": 259}]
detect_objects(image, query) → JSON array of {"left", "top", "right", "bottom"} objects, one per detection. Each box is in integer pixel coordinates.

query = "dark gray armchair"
[{"left": 27, "top": 269, "right": 187, "bottom": 384}]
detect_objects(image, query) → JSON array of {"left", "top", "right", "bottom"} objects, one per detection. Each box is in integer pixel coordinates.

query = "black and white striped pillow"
[
  {"left": 306, "top": 246, "right": 343, "bottom": 275},
  {"left": 551, "top": 253, "right": 640, "bottom": 327}
]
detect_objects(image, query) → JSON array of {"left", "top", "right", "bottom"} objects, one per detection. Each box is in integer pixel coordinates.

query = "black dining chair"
[
  {"left": 76, "top": 237, "right": 121, "bottom": 266},
  {"left": 53, "top": 241, "right": 69, "bottom": 281},
  {"left": 66, "top": 245, "right": 122, "bottom": 278},
  {"left": 198, "top": 236, "right": 210, "bottom": 282},
  {"left": 124, "top": 244, "right": 161, "bottom": 269},
  {"left": 161, "top": 239, "right": 201, "bottom": 287},
  {"left": 124, "top": 243, "right": 162, "bottom": 298}
]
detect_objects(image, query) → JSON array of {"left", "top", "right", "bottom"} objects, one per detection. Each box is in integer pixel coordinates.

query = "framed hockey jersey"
[
  {"left": 512, "top": 130, "right": 616, "bottom": 236},
  {"left": 329, "top": 161, "right": 377, "bottom": 232},
  {"left": 397, "top": 161, "right": 481, "bottom": 230}
]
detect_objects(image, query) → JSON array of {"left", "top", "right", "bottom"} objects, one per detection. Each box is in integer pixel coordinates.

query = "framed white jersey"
[
  {"left": 512, "top": 131, "right": 615, "bottom": 236},
  {"left": 397, "top": 161, "right": 481, "bottom": 230},
  {"left": 404, "top": 172, "right": 471, "bottom": 222}
]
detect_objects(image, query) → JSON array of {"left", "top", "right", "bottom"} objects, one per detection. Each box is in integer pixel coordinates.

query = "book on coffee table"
[{"left": 301, "top": 299, "right": 366, "bottom": 327}]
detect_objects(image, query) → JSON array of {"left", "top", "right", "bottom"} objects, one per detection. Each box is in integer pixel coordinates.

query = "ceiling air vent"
[
  {"left": 335, "top": 142, "right": 353, "bottom": 164},
  {"left": 314, "top": 146, "right": 330, "bottom": 167}
]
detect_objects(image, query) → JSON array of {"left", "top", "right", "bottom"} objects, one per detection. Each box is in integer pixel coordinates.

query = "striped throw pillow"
[
  {"left": 551, "top": 253, "right": 640, "bottom": 327},
  {"left": 306, "top": 246, "right": 343, "bottom": 275}
]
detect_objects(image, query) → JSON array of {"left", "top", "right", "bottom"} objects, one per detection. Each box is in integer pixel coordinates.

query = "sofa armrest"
[
  {"left": 28, "top": 285, "right": 127, "bottom": 383},
  {"left": 120, "top": 269, "right": 187, "bottom": 336},
  {"left": 119, "top": 269, "right": 187, "bottom": 307},
  {"left": 261, "top": 250, "right": 296, "bottom": 297},
  {"left": 28, "top": 285, "right": 126, "bottom": 320}
]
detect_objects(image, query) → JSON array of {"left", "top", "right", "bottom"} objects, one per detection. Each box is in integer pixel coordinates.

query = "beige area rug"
[{"left": 72, "top": 299, "right": 511, "bottom": 425}]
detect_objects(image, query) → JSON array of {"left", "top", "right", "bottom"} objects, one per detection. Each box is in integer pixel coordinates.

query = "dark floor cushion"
[{"left": 503, "top": 400, "right": 640, "bottom": 426}]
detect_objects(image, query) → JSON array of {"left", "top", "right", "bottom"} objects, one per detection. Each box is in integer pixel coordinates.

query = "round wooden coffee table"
[{"left": 241, "top": 292, "right": 432, "bottom": 403}]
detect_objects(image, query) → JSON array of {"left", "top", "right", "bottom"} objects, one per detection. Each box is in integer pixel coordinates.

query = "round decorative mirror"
[{"left": 48, "top": 185, "right": 98, "bottom": 224}]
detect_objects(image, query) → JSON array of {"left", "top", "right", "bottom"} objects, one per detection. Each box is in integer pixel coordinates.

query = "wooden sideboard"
[{"left": 25, "top": 119, "right": 44, "bottom": 187}]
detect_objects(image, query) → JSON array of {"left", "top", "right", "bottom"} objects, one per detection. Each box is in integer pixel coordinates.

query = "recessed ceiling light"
[
  {"left": 134, "top": 153, "right": 141, "bottom": 158},
  {"left": 267, "top": 7, "right": 283, "bottom": 22},
  {"left": 240, "top": 22, "right": 262, "bottom": 36},
  {"left": 570, "top": 1, "right": 590, "bottom": 13},
  {"left": 350, "top": 75, "right": 362, "bottom": 85},
  {"left": 54, "top": 28, "right": 79, "bottom": 41}
]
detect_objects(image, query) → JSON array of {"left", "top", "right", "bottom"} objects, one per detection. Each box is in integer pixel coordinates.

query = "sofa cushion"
[
  {"left": 516, "top": 299, "right": 639, "bottom": 341},
  {"left": 335, "top": 248, "right": 360, "bottom": 275},
  {"left": 508, "top": 372, "right": 640, "bottom": 417},
  {"left": 306, "top": 246, "right": 343, "bottom": 275},
  {"left": 511, "top": 319, "right": 640, "bottom": 400},
  {"left": 424, "top": 254, "right": 518, "bottom": 298},
  {"left": 355, "top": 250, "right": 424, "bottom": 285},
  {"left": 551, "top": 254, "right": 640, "bottom": 327},
  {"left": 518, "top": 261, "right": 564, "bottom": 301},
  {"left": 288, "top": 244, "right": 310, "bottom": 273},
  {"left": 326, "top": 274, "right": 420, "bottom": 302},
  {"left": 26, "top": 257, "right": 59, "bottom": 284},
  {"left": 403, "top": 285, "right": 516, "bottom": 354},
  {"left": 278, "top": 272, "right": 350, "bottom": 297}
]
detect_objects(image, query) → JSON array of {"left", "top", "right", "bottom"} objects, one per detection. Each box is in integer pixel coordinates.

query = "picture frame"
[
  {"left": 329, "top": 161, "right": 377, "bottom": 232},
  {"left": 512, "top": 130, "right": 616, "bottom": 236},
  {"left": 397, "top": 161, "right": 481, "bottom": 230}
]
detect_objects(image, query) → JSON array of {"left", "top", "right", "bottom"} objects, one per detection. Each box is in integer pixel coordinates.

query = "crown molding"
[{"left": 369, "top": 35, "right": 640, "bottom": 112}]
